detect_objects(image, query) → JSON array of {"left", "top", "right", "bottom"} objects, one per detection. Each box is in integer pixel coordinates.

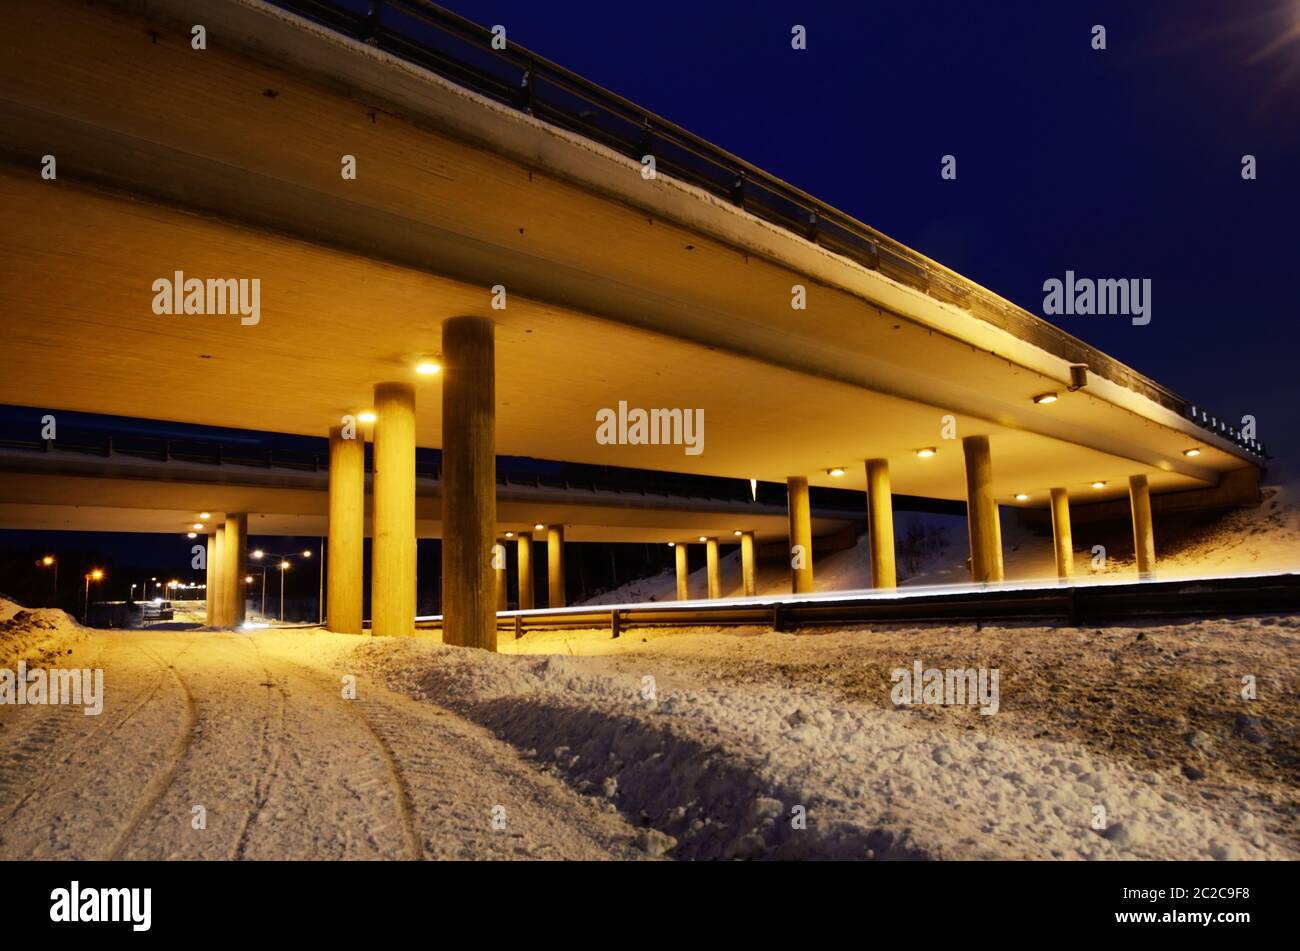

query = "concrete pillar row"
[
  {"left": 865, "top": 458, "right": 897, "bottom": 589},
  {"left": 442, "top": 316, "right": 497, "bottom": 650},
  {"left": 1129, "top": 474, "right": 1156, "bottom": 579},
  {"left": 372, "top": 381, "right": 417, "bottom": 637},
  {"left": 739, "top": 531, "right": 756, "bottom": 597},
  {"left": 674, "top": 542, "right": 689, "bottom": 600},
  {"left": 547, "top": 525, "right": 566, "bottom": 608},
  {"left": 222, "top": 513, "right": 248, "bottom": 627},
  {"left": 516, "top": 532, "right": 534, "bottom": 609},
  {"left": 207, "top": 527, "right": 223, "bottom": 627},
  {"left": 1049, "top": 487, "right": 1074, "bottom": 580},
  {"left": 787, "top": 476, "right": 814, "bottom": 593},
  {"left": 705, "top": 537, "right": 721, "bottom": 599},
  {"left": 962, "top": 435, "right": 1004, "bottom": 583},
  {"left": 326, "top": 425, "right": 365, "bottom": 634}
]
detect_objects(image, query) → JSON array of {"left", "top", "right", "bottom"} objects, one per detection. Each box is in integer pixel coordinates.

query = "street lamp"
[
  {"left": 36, "top": 555, "right": 57, "bottom": 607},
  {"left": 83, "top": 568, "right": 104, "bottom": 623},
  {"left": 279, "top": 560, "right": 291, "bottom": 621},
  {"left": 248, "top": 548, "right": 317, "bottom": 623}
]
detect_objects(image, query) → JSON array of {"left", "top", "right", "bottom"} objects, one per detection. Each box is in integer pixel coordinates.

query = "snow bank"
[
  {"left": 347, "top": 635, "right": 1290, "bottom": 861},
  {"left": 0, "top": 597, "right": 84, "bottom": 665}
]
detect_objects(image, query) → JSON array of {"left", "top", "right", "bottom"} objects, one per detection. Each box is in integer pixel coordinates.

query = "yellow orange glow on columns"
[
  {"left": 208, "top": 527, "right": 223, "bottom": 626},
  {"left": 739, "top": 531, "right": 756, "bottom": 597},
  {"left": 865, "top": 458, "right": 897, "bottom": 589},
  {"left": 441, "top": 316, "right": 497, "bottom": 651},
  {"left": 372, "top": 382, "right": 417, "bottom": 636},
  {"left": 547, "top": 525, "right": 566, "bottom": 608},
  {"left": 1050, "top": 487, "right": 1074, "bottom": 580},
  {"left": 962, "top": 435, "right": 1004, "bottom": 583},
  {"left": 223, "top": 513, "right": 248, "bottom": 627},
  {"left": 675, "top": 542, "right": 689, "bottom": 600},
  {"left": 516, "top": 532, "right": 534, "bottom": 609},
  {"left": 705, "top": 537, "right": 721, "bottom": 599},
  {"left": 1129, "top": 474, "right": 1157, "bottom": 579},
  {"left": 326, "top": 425, "right": 365, "bottom": 633},
  {"left": 787, "top": 476, "right": 814, "bottom": 593}
]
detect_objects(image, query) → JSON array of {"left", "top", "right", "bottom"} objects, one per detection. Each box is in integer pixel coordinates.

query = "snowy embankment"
[
  {"left": 0, "top": 597, "right": 83, "bottom": 666},
  {"left": 348, "top": 622, "right": 1296, "bottom": 861}
]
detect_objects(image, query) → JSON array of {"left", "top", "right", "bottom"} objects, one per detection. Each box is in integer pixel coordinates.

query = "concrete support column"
[
  {"left": 1128, "top": 474, "right": 1156, "bottom": 579},
  {"left": 1049, "top": 487, "right": 1074, "bottom": 580},
  {"left": 326, "top": 425, "right": 365, "bottom": 633},
  {"left": 516, "top": 532, "right": 534, "bottom": 609},
  {"left": 962, "top": 435, "right": 1004, "bottom": 583},
  {"left": 546, "top": 525, "right": 566, "bottom": 608},
  {"left": 705, "top": 537, "right": 721, "bottom": 599},
  {"left": 441, "top": 316, "right": 497, "bottom": 651},
  {"left": 222, "top": 513, "right": 248, "bottom": 627},
  {"left": 865, "top": 458, "right": 897, "bottom": 589},
  {"left": 372, "top": 381, "right": 416, "bottom": 637},
  {"left": 739, "top": 531, "right": 756, "bottom": 597},
  {"left": 674, "top": 543, "right": 689, "bottom": 600},
  {"left": 787, "top": 476, "right": 814, "bottom": 593},
  {"left": 495, "top": 540, "right": 508, "bottom": 612},
  {"left": 207, "top": 527, "right": 223, "bottom": 626}
]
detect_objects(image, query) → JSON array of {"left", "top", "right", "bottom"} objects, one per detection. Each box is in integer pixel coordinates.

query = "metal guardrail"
[
  {"left": 414, "top": 573, "right": 1300, "bottom": 636},
  {"left": 264, "top": 0, "right": 1265, "bottom": 461}
]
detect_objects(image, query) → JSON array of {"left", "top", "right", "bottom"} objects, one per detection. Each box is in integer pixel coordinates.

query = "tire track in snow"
[{"left": 102, "top": 639, "right": 198, "bottom": 861}]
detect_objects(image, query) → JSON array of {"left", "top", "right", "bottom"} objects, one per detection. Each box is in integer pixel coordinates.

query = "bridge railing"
[
  {"left": 264, "top": 0, "right": 1265, "bottom": 461},
  {"left": 0, "top": 420, "right": 769, "bottom": 505}
]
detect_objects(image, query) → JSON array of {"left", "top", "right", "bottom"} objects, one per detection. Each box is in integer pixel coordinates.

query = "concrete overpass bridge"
[{"left": 0, "top": 0, "right": 1264, "bottom": 647}]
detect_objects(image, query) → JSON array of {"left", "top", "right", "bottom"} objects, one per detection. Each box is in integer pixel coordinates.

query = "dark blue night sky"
[{"left": 450, "top": 0, "right": 1300, "bottom": 464}]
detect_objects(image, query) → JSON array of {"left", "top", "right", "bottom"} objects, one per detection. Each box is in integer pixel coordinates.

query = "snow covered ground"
[
  {"left": 1, "top": 600, "right": 1295, "bottom": 860},
  {"left": 0, "top": 484, "right": 1295, "bottom": 861}
]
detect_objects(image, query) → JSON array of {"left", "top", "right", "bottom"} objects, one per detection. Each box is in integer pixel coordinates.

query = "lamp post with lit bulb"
[
  {"left": 249, "top": 548, "right": 316, "bottom": 622},
  {"left": 36, "top": 555, "right": 57, "bottom": 607},
  {"left": 83, "top": 568, "right": 104, "bottom": 624}
]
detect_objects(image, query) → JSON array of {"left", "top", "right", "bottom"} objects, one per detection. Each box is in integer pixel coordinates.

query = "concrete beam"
[
  {"left": 326, "top": 424, "right": 364, "bottom": 634},
  {"left": 787, "top": 476, "right": 814, "bottom": 593},
  {"left": 441, "top": 316, "right": 497, "bottom": 651},
  {"left": 547, "top": 524, "right": 565, "bottom": 608},
  {"left": 516, "top": 532, "right": 534, "bottom": 609},
  {"left": 865, "top": 458, "right": 896, "bottom": 589},
  {"left": 207, "top": 527, "right": 222, "bottom": 626},
  {"left": 705, "top": 537, "right": 721, "bottom": 599},
  {"left": 372, "top": 382, "right": 416, "bottom": 636},
  {"left": 675, "top": 542, "right": 689, "bottom": 600},
  {"left": 1050, "top": 487, "right": 1074, "bottom": 580},
  {"left": 223, "top": 512, "right": 247, "bottom": 627},
  {"left": 739, "top": 531, "right": 756, "bottom": 597},
  {"left": 963, "top": 436, "right": 1004, "bottom": 583},
  {"left": 1129, "top": 474, "right": 1156, "bottom": 579}
]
